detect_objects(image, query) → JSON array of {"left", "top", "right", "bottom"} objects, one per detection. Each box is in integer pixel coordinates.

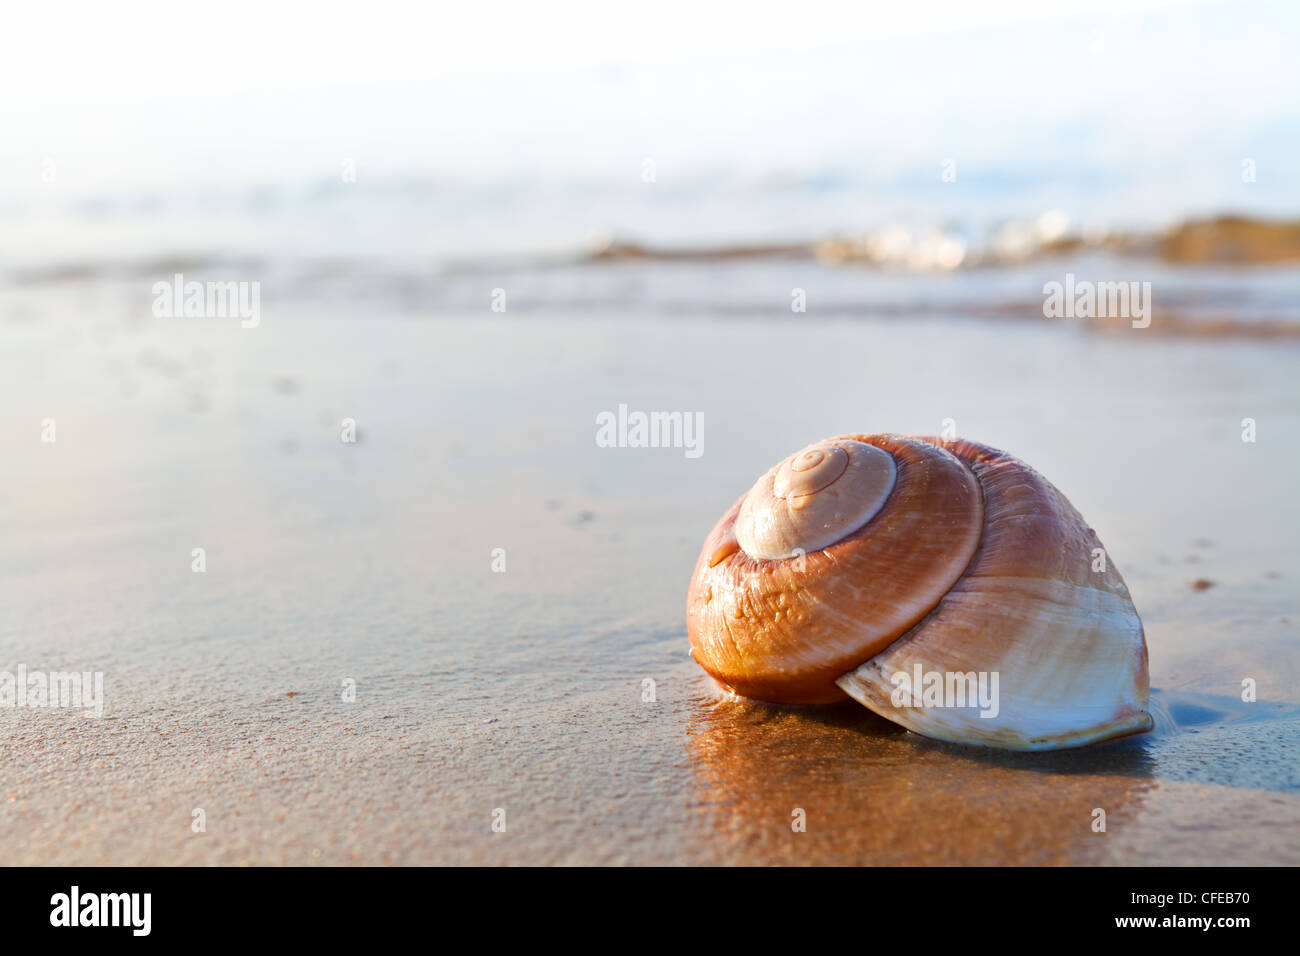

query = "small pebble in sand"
[
  {"left": 1191, "top": 579, "right": 1215, "bottom": 592},
  {"left": 286, "top": 691, "right": 298, "bottom": 697}
]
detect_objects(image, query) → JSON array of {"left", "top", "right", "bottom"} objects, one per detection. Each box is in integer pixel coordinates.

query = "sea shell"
[{"left": 686, "top": 434, "right": 1152, "bottom": 750}]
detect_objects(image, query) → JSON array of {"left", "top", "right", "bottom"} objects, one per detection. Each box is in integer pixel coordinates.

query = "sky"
[
  {"left": 0, "top": 0, "right": 1297, "bottom": 267},
  {"left": 1, "top": 1, "right": 1295, "bottom": 189}
]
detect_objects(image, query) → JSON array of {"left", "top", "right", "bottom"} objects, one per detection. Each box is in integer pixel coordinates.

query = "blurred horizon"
[{"left": 3, "top": 0, "right": 1299, "bottom": 270}]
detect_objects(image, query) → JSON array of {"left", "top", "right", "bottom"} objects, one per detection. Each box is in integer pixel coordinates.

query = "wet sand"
[{"left": 1, "top": 295, "right": 1298, "bottom": 865}]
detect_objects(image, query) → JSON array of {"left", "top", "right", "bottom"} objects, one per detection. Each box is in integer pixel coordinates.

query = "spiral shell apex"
[{"left": 685, "top": 434, "right": 1152, "bottom": 751}]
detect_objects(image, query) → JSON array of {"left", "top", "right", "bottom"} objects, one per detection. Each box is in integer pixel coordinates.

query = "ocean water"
[{"left": 5, "top": 178, "right": 1298, "bottom": 339}]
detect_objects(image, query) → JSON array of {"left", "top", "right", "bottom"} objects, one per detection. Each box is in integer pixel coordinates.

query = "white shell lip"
[
  {"left": 735, "top": 439, "right": 897, "bottom": 560},
  {"left": 832, "top": 534, "right": 1152, "bottom": 751},
  {"left": 836, "top": 662, "right": 1154, "bottom": 752}
]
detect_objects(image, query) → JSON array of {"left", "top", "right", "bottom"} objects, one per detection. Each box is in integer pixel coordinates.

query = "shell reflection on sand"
[
  {"left": 683, "top": 680, "right": 1300, "bottom": 865},
  {"left": 684, "top": 683, "right": 1154, "bottom": 866}
]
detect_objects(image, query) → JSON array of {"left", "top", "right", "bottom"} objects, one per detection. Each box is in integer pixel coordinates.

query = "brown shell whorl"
[{"left": 686, "top": 434, "right": 983, "bottom": 704}]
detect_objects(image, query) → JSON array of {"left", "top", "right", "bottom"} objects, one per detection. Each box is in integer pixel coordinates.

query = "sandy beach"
[{"left": 2, "top": 267, "right": 1297, "bottom": 864}]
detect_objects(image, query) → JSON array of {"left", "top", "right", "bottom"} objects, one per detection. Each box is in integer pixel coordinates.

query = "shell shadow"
[
  {"left": 688, "top": 679, "right": 1300, "bottom": 792},
  {"left": 800, "top": 687, "right": 1300, "bottom": 792}
]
